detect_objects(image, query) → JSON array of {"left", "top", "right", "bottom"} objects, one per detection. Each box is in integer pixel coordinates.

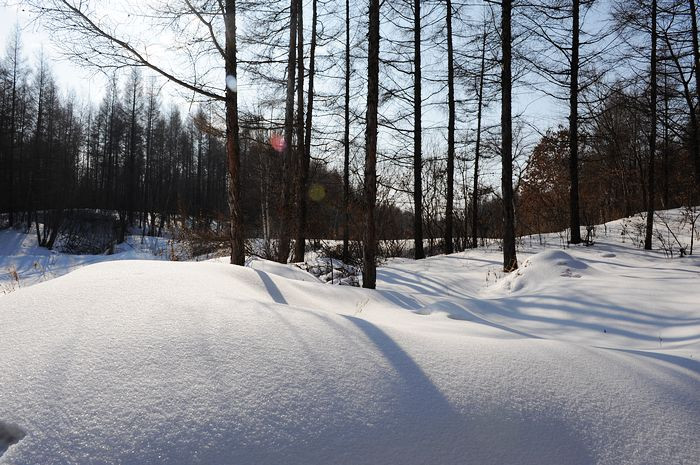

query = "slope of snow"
[
  {"left": 1, "top": 210, "right": 699, "bottom": 464},
  {"left": 0, "top": 229, "right": 173, "bottom": 294}
]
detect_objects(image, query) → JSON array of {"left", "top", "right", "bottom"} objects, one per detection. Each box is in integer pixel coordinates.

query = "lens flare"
[
  {"left": 309, "top": 183, "right": 326, "bottom": 202},
  {"left": 270, "top": 134, "right": 286, "bottom": 153},
  {"left": 225, "top": 75, "right": 238, "bottom": 92}
]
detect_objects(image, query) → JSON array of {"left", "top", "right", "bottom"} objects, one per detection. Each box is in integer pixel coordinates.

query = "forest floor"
[{"left": 0, "top": 208, "right": 699, "bottom": 464}]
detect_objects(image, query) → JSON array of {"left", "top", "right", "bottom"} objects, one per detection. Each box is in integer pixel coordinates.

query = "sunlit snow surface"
[{"left": 0, "top": 210, "right": 699, "bottom": 464}]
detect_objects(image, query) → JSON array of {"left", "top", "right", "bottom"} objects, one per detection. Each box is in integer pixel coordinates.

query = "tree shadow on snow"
[{"left": 254, "top": 269, "right": 288, "bottom": 305}]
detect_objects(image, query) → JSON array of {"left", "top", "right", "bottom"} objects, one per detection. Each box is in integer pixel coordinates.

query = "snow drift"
[{"left": 1, "top": 250, "right": 699, "bottom": 464}]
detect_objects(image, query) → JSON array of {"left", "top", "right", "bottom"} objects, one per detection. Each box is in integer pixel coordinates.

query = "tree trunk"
[
  {"left": 8, "top": 34, "right": 19, "bottom": 227},
  {"left": 127, "top": 76, "right": 138, "bottom": 227},
  {"left": 363, "top": 0, "right": 380, "bottom": 289},
  {"left": 501, "top": 0, "right": 518, "bottom": 271},
  {"left": 569, "top": 0, "right": 582, "bottom": 244},
  {"left": 472, "top": 30, "right": 487, "bottom": 250},
  {"left": 644, "top": 0, "right": 657, "bottom": 251},
  {"left": 413, "top": 0, "right": 425, "bottom": 260},
  {"left": 690, "top": 0, "right": 700, "bottom": 190},
  {"left": 342, "top": 0, "right": 351, "bottom": 263},
  {"left": 445, "top": 0, "right": 455, "bottom": 254},
  {"left": 143, "top": 86, "right": 154, "bottom": 237},
  {"left": 278, "top": 0, "right": 298, "bottom": 263},
  {"left": 662, "top": 61, "right": 669, "bottom": 207},
  {"left": 225, "top": 0, "right": 245, "bottom": 265},
  {"left": 294, "top": 0, "right": 315, "bottom": 263}
]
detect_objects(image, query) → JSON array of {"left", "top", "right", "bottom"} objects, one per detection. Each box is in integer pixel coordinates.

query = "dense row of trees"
[
  {"left": 2, "top": 0, "right": 700, "bottom": 288},
  {"left": 0, "top": 35, "right": 414, "bottom": 249}
]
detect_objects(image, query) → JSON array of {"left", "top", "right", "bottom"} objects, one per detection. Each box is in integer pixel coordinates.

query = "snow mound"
[
  {"left": 246, "top": 257, "right": 321, "bottom": 283},
  {"left": 1, "top": 260, "right": 698, "bottom": 464},
  {"left": 497, "top": 250, "right": 592, "bottom": 293},
  {"left": 296, "top": 254, "right": 361, "bottom": 285}
]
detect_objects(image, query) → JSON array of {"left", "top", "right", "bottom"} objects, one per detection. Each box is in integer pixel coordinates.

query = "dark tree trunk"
[
  {"left": 342, "top": 0, "right": 351, "bottom": 263},
  {"left": 294, "top": 0, "right": 315, "bottom": 263},
  {"left": 662, "top": 64, "right": 669, "bottom": 207},
  {"left": 413, "top": 0, "right": 425, "bottom": 260},
  {"left": 127, "top": 78, "right": 138, "bottom": 227},
  {"left": 225, "top": 0, "right": 245, "bottom": 265},
  {"left": 292, "top": 0, "right": 305, "bottom": 262},
  {"left": 363, "top": 0, "right": 380, "bottom": 289},
  {"left": 445, "top": 0, "right": 455, "bottom": 254},
  {"left": 143, "top": 93, "right": 153, "bottom": 237},
  {"left": 8, "top": 38, "right": 18, "bottom": 227},
  {"left": 690, "top": 0, "right": 700, "bottom": 190},
  {"left": 501, "top": 0, "right": 518, "bottom": 271},
  {"left": 472, "top": 30, "right": 487, "bottom": 250},
  {"left": 663, "top": 26, "right": 698, "bottom": 207},
  {"left": 569, "top": 0, "right": 582, "bottom": 244},
  {"left": 279, "top": 0, "right": 298, "bottom": 263},
  {"left": 644, "top": 0, "right": 657, "bottom": 250}
]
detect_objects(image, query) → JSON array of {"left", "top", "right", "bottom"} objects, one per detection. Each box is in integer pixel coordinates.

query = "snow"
[
  {"left": 0, "top": 229, "right": 174, "bottom": 295},
  {"left": 1, "top": 210, "right": 699, "bottom": 464}
]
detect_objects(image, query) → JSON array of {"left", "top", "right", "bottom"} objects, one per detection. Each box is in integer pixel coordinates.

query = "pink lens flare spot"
[{"left": 270, "top": 134, "right": 286, "bottom": 153}]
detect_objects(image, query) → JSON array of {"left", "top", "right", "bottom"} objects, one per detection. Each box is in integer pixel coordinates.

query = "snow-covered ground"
[
  {"left": 0, "top": 230, "right": 179, "bottom": 295},
  {"left": 1, "top": 209, "right": 699, "bottom": 464}
]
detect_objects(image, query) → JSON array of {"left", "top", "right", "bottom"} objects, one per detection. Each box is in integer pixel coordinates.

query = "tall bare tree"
[
  {"left": 364, "top": 0, "right": 380, "bottom": 289},
  {"left": 472, "top": 29, "right": 488, "bottom": 250},
  {"left": 501, "top": 0, "right": 518, "bottom": 271},
  {"left": 294, "top": 0, "right": 318, "bottom": 263},
  {"left": 279, "top": 0, "right": 299, "bottom": 263},
  {"left": 292, "top": 0, "right": 306, "bottom": 262},
  {"left": 224, "top": 0, "right": 244, "bottom": 265},
  {"left": 689, "top": 0, "right": 700, "bottom": 191},
  {"left": 4, "top": 26, "right": 22, "bottom": 227},
  {"left": 569, "top": 0, "right": 582, "bottom": 244},
  {"left": 342, "top": 0, "right": 351, "bottom": 262},
  {"left": 644, "top": 0, "right": 658, "bottom": 250},
  {"left": 413, "top": 0, "right": 425, "bottom": 260},
  {"left": 445, "top": 0, "right": 456, "bottom": 254}
]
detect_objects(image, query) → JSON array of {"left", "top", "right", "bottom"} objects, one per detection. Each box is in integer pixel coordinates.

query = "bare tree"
[
  {"left": 342, "top": 0, "right": 352, "bottom": 262},
  {"left": 445, "top": 0, "right": 456, "bottom": 254},
  {"left": 364, "top": 0, "right": 380, "bottom": 289},
  {"left": 413, "top": 0, "right": 425, "bottom": 260},
  {"left": 278, "top": 0, "right": 299, "bottom": 263},
  {"left": 570, "top": 0, "right": 582, "bottom": 244},
  {"left": 4, "top": 26, "right": 22, "bottom": 227},
  {"left": 294, "top": 0, "right": 318, "bottom": 263},
  {"left": 472, "top": 28, "right": 488, "bottom": 250},
  {"left": 644, "top": 0, "right": 658, "bottom": 250},
  {"left": 689, "top": 0, "right": 700, "bottom": 191},
  {"left": 501, "top": 0, "right": 518, "bottom": 271}
]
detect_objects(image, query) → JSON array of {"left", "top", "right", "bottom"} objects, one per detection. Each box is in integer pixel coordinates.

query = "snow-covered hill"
[{"left": 0, "top": 210, "right": 699, "bottom": 464}]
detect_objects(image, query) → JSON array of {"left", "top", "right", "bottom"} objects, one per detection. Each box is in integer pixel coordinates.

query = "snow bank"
[
  {"left": 494, "top": 249, "right": 593, "bottom": 293},
  {"left": 0, "top": 229, "right": 172, "bottom": 295},
  {"left": 245, "top": 257, "right": 321, "bottom": 283},
  {"left": 2, "top": 209, "right": 699, "bottom": 463},
  {"left": 1, "top": 258, "right": 698, "bottom": 464}
]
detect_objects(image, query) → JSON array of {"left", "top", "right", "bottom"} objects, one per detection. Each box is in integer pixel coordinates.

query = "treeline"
[
  {"left": 3, "top": 0, "right": 700, "bottom": 287},
  {"left": 0, "top": 47, "right": 233, "bottom": 247},
  {"left": 0, "top": 35, "right": 416, "bottom": 249}
]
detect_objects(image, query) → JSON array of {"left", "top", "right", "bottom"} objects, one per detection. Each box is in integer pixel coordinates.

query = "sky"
[
  {"left": 0, "top": 0, "right": 578, "bottom": 208},
  {"left": 0, "top": 2, "right": 206, "bottom": 117},
  {"left": 0, "top": 1, "right": 573, "bottom": 122},
  {"left": 0, "top": 3, "right": 108, "bottom": 103},
  {"left": 0, "top": 0, "right": 601, "bottom": 195}
]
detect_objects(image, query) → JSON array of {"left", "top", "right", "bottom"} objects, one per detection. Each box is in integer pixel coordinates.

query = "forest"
[
  {"left": 1, "top": 0, "right": 699, "bottom": 288},
  {"left": 2, "top": 2, "right": 700, "bottom": 463}
]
